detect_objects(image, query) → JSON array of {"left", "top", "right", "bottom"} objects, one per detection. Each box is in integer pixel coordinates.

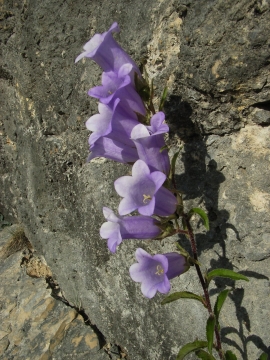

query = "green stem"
[{"left": 183, "top": 214, "right": 224, "bottom": 360}]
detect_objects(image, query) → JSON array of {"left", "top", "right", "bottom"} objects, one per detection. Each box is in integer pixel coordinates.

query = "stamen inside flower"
[
  {"left": 155, "top": 264, "right": 164, "bottom": 275},
  {"left": 143, "top": 194, "right": 152, "bottom": 204}
]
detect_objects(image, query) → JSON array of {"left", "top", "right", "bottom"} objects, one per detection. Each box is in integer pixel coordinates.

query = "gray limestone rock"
[
  {"left": 1, "top": 0, "right": 270, "bottom": 359},
  {"left": 0, "top": 226, "right": 109, "bottom": 360}
]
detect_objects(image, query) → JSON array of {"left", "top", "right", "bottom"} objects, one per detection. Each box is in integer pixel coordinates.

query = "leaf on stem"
[
  {"left": 206, "top": 314, "right": 216, "bottom": 354},
  {"left": 161, "top": 291, "right": 205, "bottom": 305},
  {"left": 214, "top": 289, "right": 230, "bottom": 322},
  {"left": 206, "top": 269, "right": 249, "bottom": 285},
  {"left": 176, "top": 341, "right": 208, "bottom": 360},
  {"left": 188, "top": 208, "right": 209, "bottom": 231},
  {"left": 258, "top": 353, "right": 268, "bottom": 360},
  {"left": 159, "top": 86, "right": 168, "bottom": 111},
  {"left": 195, "top": 349, "right": 216, "bottom": 360},
  {"left": 169, "top": 148, "right": 182, "bottom": 183},
  {"left": 225, "top": 350, "right": 238, "bottom": 360}
]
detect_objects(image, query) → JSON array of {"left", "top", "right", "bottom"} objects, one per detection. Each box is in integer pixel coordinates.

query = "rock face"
[
  {"left": 0, "top": 226, "right": 108, "bottom": 360},
  {"left": 1, "top": 0, "right": 270, "bottom": 359}
]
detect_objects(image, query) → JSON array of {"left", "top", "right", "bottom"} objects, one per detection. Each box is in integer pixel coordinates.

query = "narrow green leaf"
[
  {"left": 169, "top": 148, "right": 181, "bottom": 182},
  {"left": 258, "top": 353, "right": 268, "bottom": 360},
  {"left": 214, "top": 289, "right": 230, "bottom": 321},
  {"left": 188, "top": 208, "right": 209, "bottom": 231},
  {"left": 159, "top": 86, "right": 168, "bottom": 111},
  {"left": 225, "top": 350, "right": 238, "bottom": 360},
  {"left": 161, "top": 291, "right": 205, "bottom": 305},
  {"left": 195, "top": 349, "right": 216, "bottom": 360},
  {"left": 206, "top": 269, "right": 249, "bottom": 285},
  {"left": 206, "top": 314, "right": 216, "bottom": 354},
  {"left": 177, "top": 341, "right": 208, "bottom": 360}
]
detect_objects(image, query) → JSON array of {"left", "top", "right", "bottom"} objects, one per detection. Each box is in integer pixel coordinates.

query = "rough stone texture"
[
  {"left": 0, "top": 225, "right": 109, "bottom": 360},
  {"left": 1, "top": 0, "right": 270, "bottom": 359}
]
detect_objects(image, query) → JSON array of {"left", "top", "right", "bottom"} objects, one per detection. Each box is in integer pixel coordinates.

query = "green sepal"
[
  {"left": 206, "top": 269, "right": 249, "bottom": 286},
  {"left": 176, "top": 341, "right": 208, "bottom": 360},
  {"left": 161, "top": 291, "right": 205, "bottom": 306},
  {"left": 175, "top": 243, "right": 200, "bottom": 266},
  {"left": 188, "top": 208, "right": 209, "bottom": 231},
  {"left": 159, "top": 86, "right": 168, "bottom": 111},
  {"left": 155, "top": 221, "right": 175, "bottom": 239},
  {"left": 175, "top": 242, "right": 190, "bottom": 257},
  {"left": 214, "top": 289, "right": 230, "bottom": 322},
  {"left": 225, "top": 350, "right": 237, "bottom": 360},
  {"left": 195, "top": 349, "right": 216, "bottom": 360},
  {"left": 258, "top": 353, "right": 268, "bottom": 360},
  {"left": 206, "top": 314, "right": 216, "bottom": 354}
]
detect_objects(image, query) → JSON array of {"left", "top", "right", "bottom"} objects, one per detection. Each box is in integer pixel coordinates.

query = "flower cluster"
[{"left": 76, "top": 22, "right": 189, "bottom": 298}]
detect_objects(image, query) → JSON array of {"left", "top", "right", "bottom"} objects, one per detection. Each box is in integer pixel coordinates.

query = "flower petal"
[
  {"left": 138, "top": 197, "right": 155, "bottom": 216},
  {"left": 150, "top": 171, "right": 166, "bottom": 191},
  {"left": 154, "top": 186, "right": 177, "bottom": 216},
  {"left": 102, "top": 207, "right": 119, "bottom": 222},
  {"left": 100, "top": 221, "right": 119, "bottom": 239},
  {"left": 114, "top": 176, "right": 135, "bottom": 197},
  {"left": 118, "top": 197, "right": 137, "bottom": 215},
  {"left": 132, "top": 159, "right": 150, "bottom": 178}
]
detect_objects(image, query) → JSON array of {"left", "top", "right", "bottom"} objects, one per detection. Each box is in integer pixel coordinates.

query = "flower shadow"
[{"left": 164, "top": 94, "right": 269, "bottom": 359}]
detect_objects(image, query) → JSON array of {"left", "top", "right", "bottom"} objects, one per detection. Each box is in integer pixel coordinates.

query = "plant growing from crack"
[{"left": 75, "top": 23, "right": 267, "bottom": 360}]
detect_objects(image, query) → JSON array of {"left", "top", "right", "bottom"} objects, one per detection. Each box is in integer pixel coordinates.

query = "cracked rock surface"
[
  {"left": 0, "top": 226, "right": 110, "bottom": 360},
  {"left": 1, "top": 0, "right": 270, "bottom": 359}
]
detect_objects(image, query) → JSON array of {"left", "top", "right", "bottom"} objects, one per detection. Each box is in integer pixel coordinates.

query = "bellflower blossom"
[
  {"left": 129, "top": 248, "right": 189, "bottom": 298},
  {"left": 75, "top": 22, "right": 140, "bottom": 77},
  {"left": 100, "top": 207, "right": 162, "bottom": 253},
  {"left": 88, "top": 131, "right": 139, "bottom": 163},
  {"left": 114, "top": 160, "right": 177, "bottom": 216},
  {"left": 131, "top": 112, "right": 170, "bottom": 175},
  {"left": 88, "top": 64, "right": 146, "bottom": 115},
  {"left": 86, "top": 98, "right": 140, "bottom": 146}
]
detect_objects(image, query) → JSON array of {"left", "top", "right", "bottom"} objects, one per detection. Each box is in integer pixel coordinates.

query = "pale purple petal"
[
  {"left": 120, "top": 216, "right": 161, "bottom": 239},
  {"left": 114, "top": 176, "right": 135, "bottom": 198},
  {"left": 75, "top": 22, "right": 140, "bottom": 75},
  {"left": 150, "top": 171, "right": 166, "bottom": 191},
  {"left": 129, "top": 248, "right": 188, "bottom": 298},
  {"left": 131, "top": 124, "right": 149, "bottom": 140},
  {"left": 86, "top": 103, "right": 112, "bottom": 135},
  {"left": 107, "top": 234, "right": 122, "bottom": 253},
  {"left": 138, "top": 198, "right": 155, "bottom": 216},
  {"left": 164, "top": 253, "right": 188, "bottom": 279},
  {"left": 154, "top": 187, "right": 177, "bottom": 216},
  {"left": 118, "top": 197, "right": 138, "bottom": 216},
  {"left": 131, "top": 124, "right": 170, "bottom": 174},
  {"left": 155, "top": 276, "right": 171, "bottom": 294},
  {"left": 132, "top": 159, "right": 150, "bottom": 178},
  {"left": 100, "top": 221, "right": 119, "bottom": 238},
  {"left": 134, "top": 247, "right": 151, "bottom": 263},
  {"left": 115, "top": 160, "right": 168, "bottom": 216},
  {"left": 118, "top": 63, "right": 133, "bottom": 77},
  {"left": 103, "top": 207, "right": 119, "bottom": 222},
  {"left": 129, "top": 249, "right": 170, "bottom": 299},
  {"left": 147, "top": 112, "right": 169, "bottom": 135},
  {"left": 88, "top": 135, "right": 138, "bottom": 163},
  {"left": 88, "top": 67, "right": 145, "bottom": 114}
]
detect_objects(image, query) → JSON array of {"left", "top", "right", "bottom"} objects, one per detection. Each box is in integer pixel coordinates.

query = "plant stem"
[{"left": 183, "top": 214, "right": 224, "bottom": 360}]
